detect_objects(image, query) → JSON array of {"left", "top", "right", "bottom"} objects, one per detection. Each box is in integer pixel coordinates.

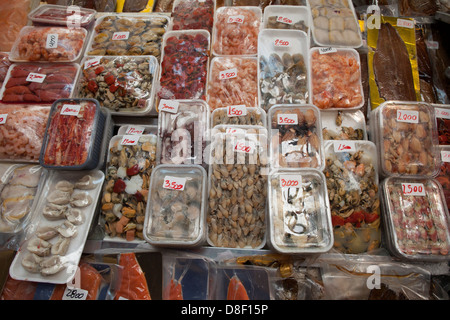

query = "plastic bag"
[
  {"left": 0, "top": 0, "right": 30, "bottom": 52},
  {"left": 114, "top": 252, "right": 152, "bottom": 300},
  {"left": 171, "top": 0, "right": 214, "bottom": 33}
]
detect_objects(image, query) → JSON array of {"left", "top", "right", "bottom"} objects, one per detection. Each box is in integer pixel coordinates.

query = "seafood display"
[
  {"left": 77, "top": 56, "right": 158, "bottom": 115},
  {"left": 40, "top": 99, "right": 105, "bottom": 170},
  {"left": 157, "top": 100, "right": 209, "bottom": 166},
  {"left": 436, "top": 146, "right": 450, "bottom": 210},
  {"left": 157, "top": 31, "right": 209, "bottom": 101},
  {"left": 371, "top": 101, "right": 441, "bottom": 178},
  {"left": 27, "top": 4, "right": 97, "bottom": 27},
  {"left": 144, "top": 164, "right": 207, "bottom": 247},
  {"left": 382, "top": 177, "right": 450, "bottom": 261},
  {"left": 207, "top": 57, "right": 258, "bottom": 111},
  {"left": 1, "top": 63, "right": 79, "bottom": 103},
  {"left": 0, "top": 104, "right": 50, "bottom": 162},
  {"left": 435, "top": 104, "right": 450, "bottom": 145},
  {"left": 310, "top": 48, "right": 364, "bottom": 110},
  {"left": 323, "top": 141, "right": 381, "bottom": 254},
  {"left": 212, "top": 7, "right": 261, "bottom": 56},
  {"left": 263, "top": 5, "right": 309, "bottom": 33},
  {"left": 308, "top": 0, "right": 362, "bottom": 47},
  {"left": 268, "top": 104, "right": 324, "bottom": 169},
  {"left": 86, "top": 15, "right": 169, "bottom": 59},
  {"left": 171, "top": 0, "right": 215, "bottom": 33},
  {"left": 0, "top": 53, "right": 12, "bottom": 88},
  {"left": 207, "top": 132, "right": 268, "bottom": 249},
  {"left": 101, "top": 134, "right": 157, "bottom": 242},
  {"left": 259, "top": 29, "right": 310, "bottom": 111},
  {"left": 321, "top": 110, "right": 366, "bottom": 140},
  {"left": 9, "top": 27, "right": 87, "bottom": 62},
  {"left": 212, "top": 107, "right": 266, "bottom": 127},
  {"left": 268, "top": 169, "right": 333, "bottom": 254}
]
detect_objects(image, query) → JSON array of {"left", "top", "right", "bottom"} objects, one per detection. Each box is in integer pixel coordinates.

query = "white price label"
[
  {"left": 159, "top": 99, "right": 179, "bottom": 113},
  {"left": 163, "top": 176, "right": 186, "bottom": 191},
  {"left": 60, "top": 104, "right": 81, "bottom": 116},
  {"left": 234, "top": 140, "right": 255, "bottom": 154},
  {"left": 277, "top": 113, "right": 298, "bottom": 125},
  {"left": 397, "top": 18, "right": 414, "bottom": 29},
  {"left": 396, "top": 109, "right": 419, "bottom": 123},
  {"left": 62, "top": 286, "right": 88, "bottom": 300},
  {"left": 112, "top": 31, "right": 130, "bottom": 40},
  {"left": 225, "top": 127, "right": 246, "bottom": 135},
  {"left": 227, "top": 105, "right": 247, "bottom": 117},
  {"left": 46, "top": 33, "right": 58, "bottom": 49},
  {"left": 120, "top": 135, "right": 139, "bottom": 145},
  {"left": 402, "top": 183, "right": 425, "bottom": 196},
  {"left": 274, "top": 39, "right": 290, "bottom": 47},
  {"left": 26, "top": 73, "right": 46, "bottom": 83},
  {"left": 319, "top": 47, "right": 337, "bottom": 54},
  {"left": 435, "top": 107, "right": 450, "bottom": 120},
  {"left": 441, "top": 150, "right": 450, "bottom": 163},
  {"left": 125, "top": 126, "right": 145, "bottom": 135},
  {"left": 84, "top": 57, "right": 101, "bottom": 69},
  {"left": 425, "top": 40, "right": 439, "bottom": 50},
  {"left": 219, "top": 68, "right": 237, "bottom": 80},
  {"left": 333, "top": 141, "right": 356, "bottom": 153},
  {"left": 228, "top": 15, "right": 244, "bottom": 23},
  {"left": 280, "top": 174, "right": 302, "bottom": 188},
  {"left": 0, "top": 114, "right": 7, "bottom": 124},
  {"left": 276, "top": 15, "right": 293, "bottom": 25}
]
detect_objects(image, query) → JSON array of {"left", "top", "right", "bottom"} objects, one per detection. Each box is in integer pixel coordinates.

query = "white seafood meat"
[
  {"left": 40, "top": 255, "right": 65, "bottom": 276},
  {"left": 70, "top": 193, "right": 92, "bottom": 208},
  {"left": 36, "top": 225, "right": 59, "bottom": 240},
  {"left": 65, "top": 208, "right": 85, "bottom": 225},
  {"left": 47, "top": 190, "right": 72, "bottom": 205},
  {"left": 21, "top": 253, "right": 43, "bottom": 273},
  {"left": 57, "top": 220, "right": 78, "bottom": 238},
  {"left": 55, "top": 180, "right": 75, "bottom": 193},
  {"left": 43, "top": 203, "right": 69, "bottom": 220},
  {"left": 51, "top": 236, "right": 71, "bottom": 255},
  {"left": 27, "top": 237, "right": 52, "bottom": 256},
  {"left": 75, "top": 175, "right": 96, "bottom": 190},
  {"left": 9, "top": 165, "right": 42, "bottom": 188}
]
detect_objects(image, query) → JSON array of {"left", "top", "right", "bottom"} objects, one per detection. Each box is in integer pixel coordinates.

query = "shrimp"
[{"left": 227, "top": 274, "right": 250, "bottom": 300}]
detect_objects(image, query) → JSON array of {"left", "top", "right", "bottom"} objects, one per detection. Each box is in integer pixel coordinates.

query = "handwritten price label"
[
  {"left": 280, "top": 174, "right": 302, "bottom": 188},
  {"left": 397, "top": 18, "right": 414, "bottom": 29},
  {"left": 227, "top": 105, "right": 247, "bottom": 117},
  {"left": 84, "top": 57, "right": 101, "bottom": 69},
  {"left": 120, "top": 135, "right": 138, "bottom": 145},
  {"left": 112, "top": 31, "right": 129, "bottom": 40},
  {"left": 219, "top": 68, "right": 237, "bottom": 80},
  {"left": 62, "top": 287, "right": 88, "bottom": 301},
  {"left": 276, "top": 15, "right": 293, "bottom": 25},
  {"left": 125, "top": 125, "right": 145, "bottom": 135},
  {"left": 396, "top": 110, "right": 419, "bottom": 123},
  {"left": 425, "top": 40, "right": 439, "bottom": 50},
  {"left": 225, "top": 127, "right": 246, "bottom": 135},
  {"left": 402, "top": 183, "right": 425, "bottom": 196},
  {"left": 234, "top": 140, "right": 255, "bottom": 154},
  {"left": 319, "top": 47, "right": 337, "bottom": 54},
  {"left": 441, "top": 150, "right": 450, "bottom": 163},
  {"left": 274, "top": 39, "right": 290, "bottom": 47},
  {"left": 163, "top": 176, "right": 186, "bottom": 191},
  {"left": 26, "top": 72, "right": 46, "bottom": 83},
  {"left": 0, "top": 114, "right": 7, "bottom": 124},
  {"left": 435, "top": 107, "right": 450, "bottom": 120},
  {"left": 278, "top": 113, "right": 298, "bottom": 125},
  {"left": 46, "top": 33, "right": 58, "bottom": 49},
  {"left": 159, "top": 99, "right": 179, "bottom": 114},
  {"left": 60, "top": 104, "right": 81, "bottom": 116},
  {"left": 333, "top": 141, "right": 356, "bottom": 153},
  {"left": 228, "top": 15, "right": 244, "bottom": 23}
]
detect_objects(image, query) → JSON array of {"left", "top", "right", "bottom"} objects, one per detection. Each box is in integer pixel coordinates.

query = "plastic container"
[
  {"left": 170, "top": 0, "right": 216, "bottom": 33},
  {"left": 95, "top": 107, "right": 113, "bottom": 171},
  {"left": 433, "top": 103, "right": 450, "bottom": 145},
  {"left": 0, "top": 63, "right": 80, "bottom": 104},
  {"left": 76, "top": 55, "right": 158, "bottom": 116},
  {"left": 9, "top": 169, "right": 105, "bottom": 284},
  {"left": 211, "top": 107, "right": 267, "bottom": 128},
  {"left": 9, "top": 26, "right": 88, "bottom": 63},
  {"left": 39, "top": 98, "right": 106, "bottom": 170},
  {"left": 381, "top": 176, "right": 450, "bottom": 262},
  {"left": 212, "top": 6, "right": 262, "bottom": 56},
  {"left": 157, "top": 99, "right": 210, "bottom": 166},
  {"left": 370, "top": 101, "right": 441, "bottom": 179},
  {"left": 307, "top": 0, "right": 362, "bottom": 48},
  {"left": 258, "top": 29, "right": 311, "bottom": 112},
  {"left": 267, "top": 168, "right": 333, "bottom": 254},
  {"left": 207, "top": 56, "right": 259, "bottom": 111},
  {"left": 144, "top": 164, "right": 207, "bottom": 247},
  {"left": 268, "top": 104, "right": 325, "bottom": 170},
  {"left": 310, "top": 47, "right": 364, "bottom": 110},
  {"left": 321, "top": 109, "right": 367, "bottom": 140},
  {"left": 28, "top": 4, "right": 97, "bottom": 28},
  {"left": 263, "top": 5, "right": 310, "bottom": 36},
  {"left": 437, "top": 145, "right": 450, "bottom": 210},
  {"left": 323, "top": 140, "right": 382, "bottom": 254}
]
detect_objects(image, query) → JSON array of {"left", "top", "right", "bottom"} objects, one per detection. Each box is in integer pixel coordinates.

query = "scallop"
[
  {"left": 21, "top": 253, "right": 43, "bottom": 273},
  {"left": 43, "top": 203, "right": 68, "bottom": 220},
  {"left": 55, "top": 180, "right": 75, "bottom": 193},
  {"left": 40, "top": 255, "right": 65, "bottom": 276},
  {"left": 57, "top": 220, "right": 78, "bottom": 238},
  {"left": 47, "top": 190, "right": 71, "bottom": 205},
  {"left": 75, "top": 175, "right": 96, "bottom": 190},
  {"left": 313, "top": 16, "right": 329, "bottom": 30},
  {"left": 70, "top": 193, "right": 93, "bottom": 208},
  {"left": 36, "top": 226, "right": 59, "bottom": 240},
  {"left": 27, "top": 238, "right": 52, "bottom": 256},
  {"left": 329, "top": 16, "right": 345, "bottom": 31},
  {"left": 65, "top": 208, "right": 85, "bottom": 225},
  {"left": 51, "top": 236, "right": 71, "bottom": 256}
]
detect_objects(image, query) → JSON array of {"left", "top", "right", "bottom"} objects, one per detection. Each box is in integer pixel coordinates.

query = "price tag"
[
  {"left": 234, "top": 139, "right": 255, "bottom": 154},
  {"left": 159, "top": 99, "right": 179, "bottom": 113},
  {"left": 441, "top": 150, "right": 450, "bottom": 163},
  {"left": 0, "top": 114, "right": 7, "bottom": 124},
  {"left": 435, "top": 107, "right": 450, "bottom": 120},
  {"left": 396, "top": 109, "right": 419, "bottom": 123},
  {"left": 402, "top": 183, "right": 425, "bottom": 196},
  {"left": 26, "top": 73, "right": 46, "bottom": 83},
  {"left": 120, "top": 135, "right": 139, "bottom": 145},
  {"left": 219, "top": 68, "right": 237, "bottom": 80},
  {"left": 276, "top": 15, "right": 293, "bottom": 25},
  {"left": 319, "top": 47, "right": 337, "bottom": 54},
  {"left": 62, "top": 286, "right": 88, "bottom": 300},
  {"left": 274, "top": 39, "right": 290, "bottom": 47},
  {"left": 225, "top": 127, "right": 246, "bottom": 135},
  {"left": 125, "top": 125, "right": 145, "bottom": 135},
  {"left": 425, "top": 40, "right": 439, "bottom": 50},
  {"left": 227, "top": 15, "right": 244, "bottom": 23},
  {"left": 46, "top": 33, "right": 58, "bottom": 49},
  {"left": 279, "top": 174, "right": 302, "bottom": 188},
  {"left": 84, "top": 57, "right": 101, "bottom": 69},
  {"left": 397, "top": 18, "right": 414, "bottom": 29},
  {"left": 227, "top": 105, "right": 247, "bottom": 117},
  {"left": 333, "top": 141, "right": 356, "bottom": 153},
  {"left": 112, "top": 31, "right": 130, "bottom": 40},
  {"left": 277, "top": 113, "right": 298, "bottom": 125},
  {"left": 163, "top": 176, "right": 186, "bottom": 191},
  {"left": 60, "top": 104, "right": 81, "bottom": 116}
]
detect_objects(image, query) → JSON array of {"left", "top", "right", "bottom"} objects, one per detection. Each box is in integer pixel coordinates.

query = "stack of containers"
[
  {"left": 370, "top": 100, "right": 450, "bottom": 262},
  {"left": 434, "top": 104, "right": 450, "bottom": 211}
]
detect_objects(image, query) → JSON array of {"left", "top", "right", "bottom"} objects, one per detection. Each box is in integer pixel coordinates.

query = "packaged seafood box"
[
  {"left": 76, "top": 55, "right": 159, "bottom": 116},
  {"left": 28, "top": 4, "right": 97, "bottom": 28},
  {"left": 207, "top": 56, "right": 259, "bottom": 111},
  {"left": 380, "top": 176, "right": 450, "bottom": 262},
  {"left": 263, "top": 5, "right": 310, "bottom": 36},
  {"left": 212, "top": 6, "right": 262, "bottom": 57},
  {"left": 207, "top": 129, "right": 269, "bottom": 249},
  {"left": 321, "top": 109, "right": 367, "bottom": 140},
  {"left": 0, "top": 63, "right": 80, "bottom": 104},
  {"left": 9, "top": 26, "right": 88, "bottom": 63},
  {"left": 157, "top": 30, "right": 210, "bottom": 101},
  {"left": 433, "top": 103, "right": 450, "bottom": 145},
  {"left": 268, "top": 104, "right": 325, "bottom": 170},
  {"left": 39, "top": 98, "right": 106, "bottom": 171},
  {"left": 170, "top": 0, "right": 215, "bottom": 34},
  {"left": 144, "top": 164, "right": 208, "bottom": 247},
  {"left": 310, "top": 47, "right": 364, "bottom": 110},
  {"left": 370, "top": 101, "right": 441, "bottom": 179},
  {"left": 9, "top": 170, "right": 105, "bottom": 284},
  {"left": 157, "top": 99, "right": 210, "bottom": 166},
  {"left": 100, "top": 134, "right": 158, "bottom": 243},
  {"left": 323, "top": 140, "right": 381, "bottom": 254},
  {"left": 211, "top": 107, "right": 267, "bottom": 128},
  {"left": 84, "top": 14, "right": 169, "bottom": 60},
  {"left": 307, "top": 0, "right": 362, "bottom": 48},
  {"left": 0, "top": 104, "right": 51, "bottom": 163},
  {"left": 258, "top": 29, "right": 311, "bottom": 112},
  {"left": 267, "top": 168, "right": 333, "bottom": 254},
  {"left": 436, "top": 145, "right": 450, "bottom": 212},
  {"left": 0, "top": 53, "right": 12, "bottom": 89}
]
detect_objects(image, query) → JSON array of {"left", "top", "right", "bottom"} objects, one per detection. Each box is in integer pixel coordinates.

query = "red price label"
[
  {"left": 280, "top": 175, "right": 302, "bottom": 188},
  {"left": 274, "top": 39, "right": 290, "bottom": 47},
  {"left": 234, "top": 140, "right": 255, "bottom": 154},
  {"left": 0, "top": 114, "right": 7, "bottom": 124},
  {"left": 159, "top": 99, "right": 179, "bottom": 113},
  {"left": 276, "top": 16, "right": 293, "bottom": 25},
  {"left": 26, "top": 73, "right": 46, "bottom": 83},
  {"left": 120, "top": 135, "right": 138, "bottom": 145},
  {"left": 125, "top": 126, "right": 145, "bottom": 135},
  {"left": 225, "top": 127, "right": 246, "bottom": 135},
  {"left": 277, "top": 113, "right": 298, "bottom": 125},
  {"left": 227, "top": 15, "right": 244, "bottom": 23},
  {"left": 397, "top": 18, "right": 414, "bottom": 29},
  {"left": 219, "top": 68, "right": 237, "bottom": 80},
  {"left": 61, "top": 104, "right": 81, "bottom": 116},
  {"left": 112, "top": 31, "right": 129, "bottom": 40},
  {"left": 441, "top": 150, "right": 450, "bottom": 163},
  {"left": 163, "top": 176, "right": 186, "bottom": 191},
  {"left": 333, "top": 141, "right": 356, "bottom": 153},
  {"left": 85, "top": 57, "right": 101, "bottom": 69},
  {"left": 227, "top": 105, "right": 247, "bottom": 117},
  {"left": 436, "top": 107, "right": 450, "bottom": 120},
  {"left": 402, "top": 183, "right": 425, "bottom": 196},
  {"left": 396, "top": 110, "right": 418, "bottom": 123}
]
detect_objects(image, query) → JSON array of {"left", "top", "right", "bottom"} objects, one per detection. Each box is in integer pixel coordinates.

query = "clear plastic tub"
[
  {"left": 258, "top": 29, "right": 311, "bottom": 112},
  {"left": 263, "top": 5, "right": 310, "bottom": 36},
  {"left": 76, "top": 55, "right": 158, "bottom": 116},
  {"left": 321, "top": 109, "right": 367, "bottom": 140},
  {"left": 381, "top": 176, "right": 450, "bottom": 262},
  {"left": 212, "top": 6, "right": 261, "bottom": 56},
  {"left": 9, "top": 26, "right": 88, "bottom": 63},
  {"left": 370, "top": 101, "right": 441, "bottom": 178},
  {"left": 323, "top": 140, "right": 382, "bottom": 254},
  {"left": 28, "top": 4, "right": 97, "bottom": 28},
  {"left": 211, "top": 107, "right": 266, "bottom": 128},
  {"left": 307, "top": 0, "right": 362, "bottom": 48},
  {"left": 144, "top": 164, "right": 207, "bottom": 247},
  {"left": 170, "top": 0, "right": 215, "bottom": 34},
  {"left": 268, "top": 104, "right": 324, "bottom": 170},
  {"left": 39, "top": 98, "right": 106, "bottom": 170},
  {"left": 310, "top": 47, "right": 364, "bottom": 110},
  {"left": 437, "top": 145, "right": 450, "bottom": 211},
  {"left": 433, "top": 103, "right": 450, "bottom": 145},
  {"left": 267, "top": 168, "right": 333, "bottom": 254}
]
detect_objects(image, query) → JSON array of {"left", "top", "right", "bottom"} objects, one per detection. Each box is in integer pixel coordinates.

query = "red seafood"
[
  {"left": 227, "top": 275, "right": 249, "bottom": 300},
  {"left": 172, "top": 0, "right": 214, "bottom": 33},
  {"left": 114, "top": 253, "right": 152, "bottom": 300}
]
